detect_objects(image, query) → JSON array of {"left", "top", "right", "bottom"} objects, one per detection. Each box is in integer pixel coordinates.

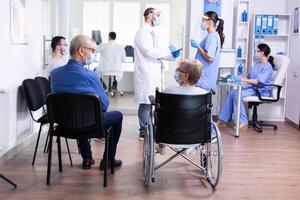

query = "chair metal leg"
[
  {"left": 46, "top": 134, "right": 53, "bottom": 185},
  {"left": 57, "top": 137, "right": 62, "bottom": 172},
  {"left": 43, "top": 129, "right": 50, "bottom": 153},
  {"left": 65, "top": 139, "right": 73, "bottom": 167},
  {"left": 103, "top": 134, "right": 109, "bottom": 187},
  {"left": 109, "top": 130, "right": 114, "bottom": 174},
  {"left": 0, "top": 174, "right": 17, "bottom": 188},
  {"left": 32, "top": 124, "right": 43, "bottom": 165}
]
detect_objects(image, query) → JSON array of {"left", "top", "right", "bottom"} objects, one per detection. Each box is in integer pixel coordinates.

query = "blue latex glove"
[
  {"left": 227, "top": 75, "right": 241, "bottom": 83},
  {"left": 190, "top": 39, "right": 200, "bottom": 49},
  {"left": 172, "top": 49, "right": 181, "bottom": 58},
  {"left": 169, "top": 44, "right": 181, "bottom": 58}
]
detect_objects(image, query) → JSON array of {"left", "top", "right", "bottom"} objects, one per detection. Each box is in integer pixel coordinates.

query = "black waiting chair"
[
  {"left": 34, "top": 77, "right": 52, "bottom": 153},
  {"left": 46, "top": 93, "right": 114, "bottom": 187},
  {"left": 35, "top": 76, "right": 81, "bottom": 155},
  {"left": 34, "top": 77, "right": 51, "bottom": 104},
  {"left": 22, "top": 79, "right": 72, "bottom": 166}
]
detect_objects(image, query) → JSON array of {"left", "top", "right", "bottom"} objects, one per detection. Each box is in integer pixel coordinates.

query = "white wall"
[
  {"left": 187, "top": 0, "right": 235, "bottom": 58},
  {"left": 0, "top": 0, "right": 43, "bottom": 157}
]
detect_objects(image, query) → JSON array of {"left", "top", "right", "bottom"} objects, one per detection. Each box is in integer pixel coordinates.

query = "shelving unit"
[
  {"left": 233, "top": 0, "right": 251, "bottom": 75},
  {"left": 249, "top": 13, "right": 291, "bottom": 121}
]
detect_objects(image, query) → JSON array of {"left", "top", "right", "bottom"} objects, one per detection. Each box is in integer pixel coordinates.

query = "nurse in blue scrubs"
[
  {"left": 190, "top": 11, "right": 225, "bottom": 91},
  {"left": 218, "top": 43, "right": 274, "bottom": 128}
]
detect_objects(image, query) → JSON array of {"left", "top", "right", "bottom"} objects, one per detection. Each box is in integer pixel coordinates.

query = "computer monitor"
[
  {"left": 92, "top": 30, "right": 102, "bottom": 45},
  {"left": 219, "top": 49, "right": 236, "bottom": 69}
]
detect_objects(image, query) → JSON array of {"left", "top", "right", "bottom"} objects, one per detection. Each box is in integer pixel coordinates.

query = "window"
[
  {"left": 83, "top": 1, "right": 109, "bottom": 42},
  {"left": 113, "top": 2, "right": 140, "bottom": 46}
]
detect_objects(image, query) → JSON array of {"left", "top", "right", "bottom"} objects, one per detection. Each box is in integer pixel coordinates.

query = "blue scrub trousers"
[{"left": 218, "top": 88, "right": 256, "bottom": 126}]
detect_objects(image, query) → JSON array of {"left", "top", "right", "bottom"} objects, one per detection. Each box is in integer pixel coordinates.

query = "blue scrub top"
[
  {"left": 247, "top": 61, "right": 273, "bottom": 96},
  {"left": 195, "top": 32, "right": 221, "bottom": 91}
]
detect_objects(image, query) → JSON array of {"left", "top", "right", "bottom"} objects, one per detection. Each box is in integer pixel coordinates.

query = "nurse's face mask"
[
  {"left": 201, "top": 16, "right": 211, "bottom": 31},
  {"left": 255, "top": 49, "right": 263, "bottom": 62}
]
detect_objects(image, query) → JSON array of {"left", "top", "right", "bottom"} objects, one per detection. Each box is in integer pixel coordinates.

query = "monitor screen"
[{"left": 92, "top": 30, "right": 102, "bottom": 45}]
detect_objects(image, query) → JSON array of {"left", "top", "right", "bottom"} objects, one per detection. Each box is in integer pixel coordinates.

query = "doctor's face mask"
[{"left": 151, "top": 10, "right": 161, "bottom": 26}]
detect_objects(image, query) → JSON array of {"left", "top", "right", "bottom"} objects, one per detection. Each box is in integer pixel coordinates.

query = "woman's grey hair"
[{"left": 69, "top": 35, "right": 90, "bottom": 56}]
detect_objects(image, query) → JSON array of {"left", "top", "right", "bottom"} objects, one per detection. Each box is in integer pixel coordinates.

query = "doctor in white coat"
[
  {"left": 134, "top": 7, "right": 181, "bottom": 139},
  {"left": 96, "top": 32, "right": 126, "bottom": 90}
]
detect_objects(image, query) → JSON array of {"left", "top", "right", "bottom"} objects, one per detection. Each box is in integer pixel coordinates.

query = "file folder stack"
[{"left": 255, "top": 14, "right": 279, "bottom": 35}]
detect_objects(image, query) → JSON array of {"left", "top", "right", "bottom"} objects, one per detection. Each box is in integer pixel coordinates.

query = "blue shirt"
[
  {"left": 50, "top": 59, "right": 109, "bottom": 111},
  {"left": 247, "top": 61, "right": 273, "bottom": 96},
  {"left": 195, "top": 32, "right": 221, "bottom": 91}
]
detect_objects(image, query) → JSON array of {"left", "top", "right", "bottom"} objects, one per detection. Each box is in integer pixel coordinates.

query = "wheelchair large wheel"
[
  {"left": 206, "top": 122, "right": 223, "bottom": 187},
  {"left": 142, "top": 119, "right": 154, "bottom": 187}
]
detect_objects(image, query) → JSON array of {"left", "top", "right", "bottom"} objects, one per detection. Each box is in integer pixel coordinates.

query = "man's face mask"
[
  {"left": 85, "top": 55, "right": 95, "bottom": 65},
  {"left": 153, "top": 16, "right": 161, "bottom": 26},
  {"left": 81, "top": 47, "right": 95, "bottom": 65}
]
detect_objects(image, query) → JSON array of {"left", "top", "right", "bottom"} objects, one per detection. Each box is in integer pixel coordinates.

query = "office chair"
[
  {"left": 46, "top": 93, "right": 114, "bottom": 187},
  {"left": 243, "top": 55, "right": 290, "bottom": 133},
  {"left": 125, "top": 45, "right": 134, "bottom": 61}
]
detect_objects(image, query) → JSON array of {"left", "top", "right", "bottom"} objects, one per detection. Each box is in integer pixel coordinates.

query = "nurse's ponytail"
[
  {"left": 268, "top": 56, "right": 275, "bottom": 69},
  {"left": 257, "top": 43, "right": 275, "bottom": 69},
  {"left": 216, "top": 18, "right": 225, "bottom": 48},
  {"left": 204, "top": 11, "right": 225, "bottom": 48}
]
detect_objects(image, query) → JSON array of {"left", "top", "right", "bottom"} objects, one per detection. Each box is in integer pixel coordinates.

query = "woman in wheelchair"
[
  {"left": 164, "top": 59, "right": 207, "bottom": 95},
  {"left": 155, "top": 59, "right": 207, "bottom": 155},
  {"left": 143, "top": 59, "right": 223, "bottom": 188},
  {"left": 217, "top": 43, "right": 274, "bottom": 129}
]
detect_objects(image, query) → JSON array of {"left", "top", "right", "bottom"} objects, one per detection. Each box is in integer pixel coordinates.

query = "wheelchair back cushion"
[{"left": 155, "top": 92, "right": 212, "bottom": 144}]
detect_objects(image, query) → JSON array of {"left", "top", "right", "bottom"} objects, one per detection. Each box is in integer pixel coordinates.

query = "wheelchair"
[{"left": 142, "top": 91, "right": 223, "bottom": 188}]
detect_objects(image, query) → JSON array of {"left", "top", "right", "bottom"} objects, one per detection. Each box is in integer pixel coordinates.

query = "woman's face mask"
[{"left": 174, "top": 69, "right": 180, "bottom": 84}]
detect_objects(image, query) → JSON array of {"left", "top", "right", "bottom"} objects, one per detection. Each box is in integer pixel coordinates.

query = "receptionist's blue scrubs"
[{"left": 218, "top": 60, "right": 273, "bottom": 126}]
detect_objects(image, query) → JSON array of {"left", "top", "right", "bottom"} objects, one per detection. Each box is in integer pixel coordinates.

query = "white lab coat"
[
  {"left": 97, "top": 40, "right": 126, "bottom": 81},
  {"left": 134, "top": 23, "right": 173, "bottom": 104}
]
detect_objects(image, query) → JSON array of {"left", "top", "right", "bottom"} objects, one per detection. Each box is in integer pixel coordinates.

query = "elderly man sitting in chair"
[{"left": 50, "top": 35, "right": 123, "bottom": 170}]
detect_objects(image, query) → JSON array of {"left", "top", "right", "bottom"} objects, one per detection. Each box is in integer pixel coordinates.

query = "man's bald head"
[{"left": 69, "top": 35, "right": 93, "bottom": 57}]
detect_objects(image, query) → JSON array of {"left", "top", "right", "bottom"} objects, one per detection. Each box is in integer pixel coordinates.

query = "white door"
[{"left": 286, "top": 67, "right": 300, "bottom": 125}]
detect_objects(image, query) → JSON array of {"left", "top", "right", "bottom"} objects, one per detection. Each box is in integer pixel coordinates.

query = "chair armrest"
[{"left": 254, "top": 84, "right": 282, "bottom": 102}]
